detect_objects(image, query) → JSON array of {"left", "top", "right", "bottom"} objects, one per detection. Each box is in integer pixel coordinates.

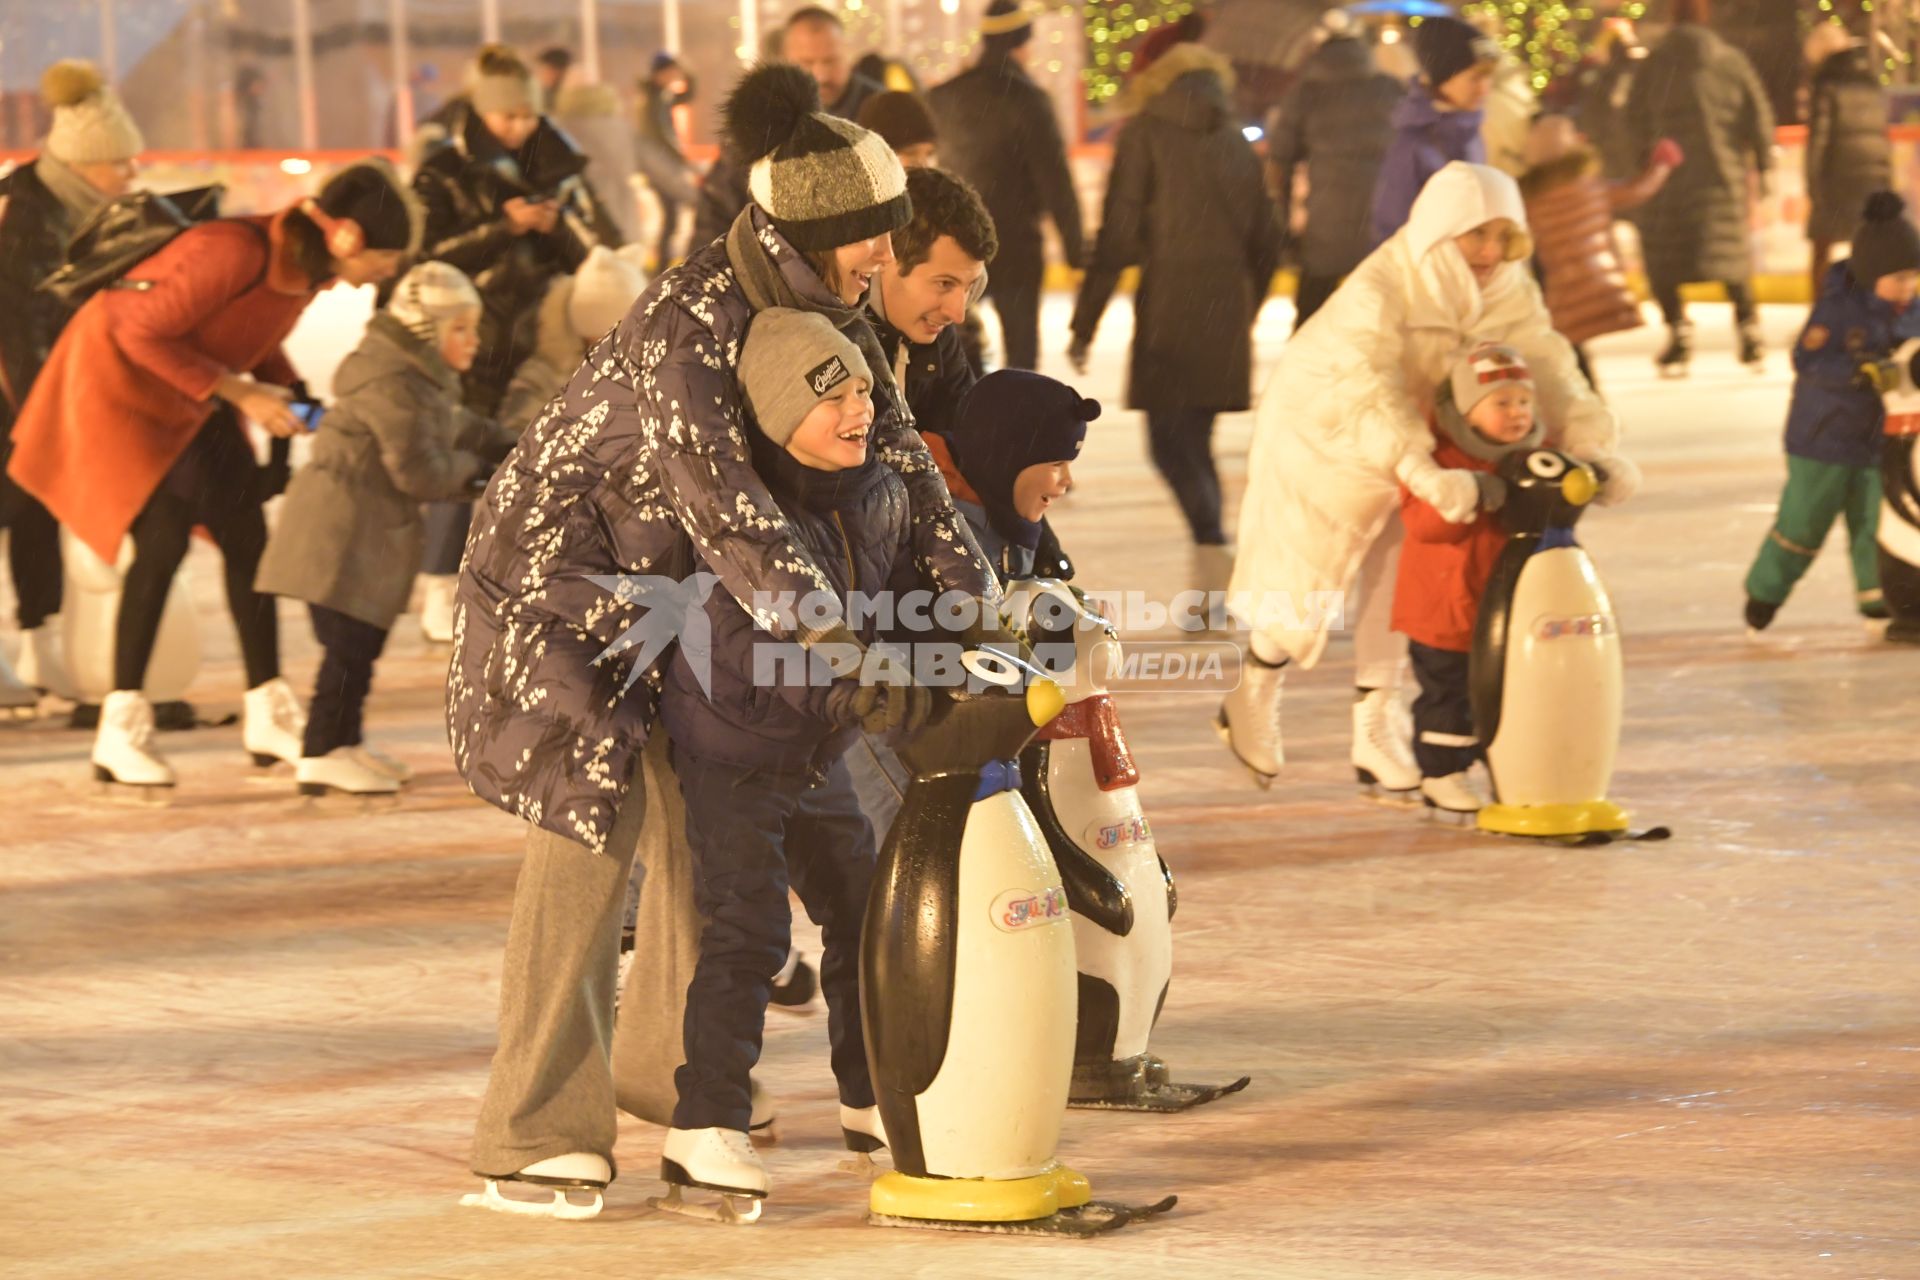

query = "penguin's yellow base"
[
  {"left": 1477, "top": 799, "right": 1629, "bottom": 838},
  {"left": 869, "top": 1163, "right": 1091, "bottom": 1223}
]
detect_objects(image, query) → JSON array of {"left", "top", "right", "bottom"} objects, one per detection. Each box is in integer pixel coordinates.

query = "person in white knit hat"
[
  {"left": 255, "top": 261, "right": 517, "bottom": 797},
  {"left": 496, "top": 244, "right": 649, "bottom": 432},
  {"left": 0, "top": 60, "right": 146, "bottom": 709}
]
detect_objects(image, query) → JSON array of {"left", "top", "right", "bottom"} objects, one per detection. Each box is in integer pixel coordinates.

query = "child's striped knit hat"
[
  {"left": 723, "top": 63, "right": 909, "bottom": 253},
  {"left": 387, "top": 261, "right": 482, "bottom": 345}
]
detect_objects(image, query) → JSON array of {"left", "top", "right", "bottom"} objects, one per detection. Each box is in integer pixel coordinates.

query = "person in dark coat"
[
  {"left": 1573, "top": 18, "right": 1648, "bottom": 184},
  {"left": 1068, "top": 43, "right": 1280, "bottom": 602},
  {"left": 690, "top": 8, "right": 885, "bottom": 251},
  {"left": 0, "top": 60, "right": 143, "bottom": 702},
  {"left": 1369, "top": 16, "right": 1501, "bottom": 247},
  {"left": 1264, "top": 28, "right": 1401, "bottom": 328},
  {"left": 636, "top": 53, "right": 697, "bottom": 269},
  {"left": 1624, "top": 0, "right": 1774, "bottom": 374},
  {"left": 1804, "top": 27, "right": 1891, "bottom": 293},
  {"left": 453, "top": 64, "right": 1002, "bottom": 1202},
  {"left": 926, "top": 0, "right": 1085, "bottom": 371}
]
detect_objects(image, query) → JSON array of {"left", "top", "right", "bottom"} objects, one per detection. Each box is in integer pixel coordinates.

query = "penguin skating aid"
[
  {"left": 860, "top": 643, "right": 1177, "bottom": 1235},
  {"left": 1010, "top": 581, "right": 1250, "bottom": 1112},
  {"left": 1873, "top": 340, "right": 1920, "bottom": 643},
  {"left": 1468, "top": 448, "right": 1668, "bottom": 843}
]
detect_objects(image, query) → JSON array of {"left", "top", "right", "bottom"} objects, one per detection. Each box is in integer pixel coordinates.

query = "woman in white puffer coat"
[{"left": 1220, "top": 162, "right": 1639, "bottom": 796}]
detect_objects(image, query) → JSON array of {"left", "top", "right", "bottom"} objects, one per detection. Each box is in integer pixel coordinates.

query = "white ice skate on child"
[
  {"left": 0, "top": 648, "right": 38, "bottom": 717},
  {"left": 1353, "top": 688, "right": 1420, "bottom": 804},
  {"left": 349, "top": 741, "right": 413, "bottom": 783},
  {"left": 16, "top": 623, "right": 75, "bottom": 700},
  {"left": 296, "top": 747, "right": 401, "bottom": 798},
  {"left": 1420, "top": 770, "right": 1488, "bottom": 823},
  {"left": 91, "top": 689, "right": 175, "bottom": 796},
  {"left": 460, "top": 1151, "right": 611, "bottom": 1221},
  {"left": 748, "top": 1078, "right": 779, "bottom": 1148},
  {"left": 1214, "top": 655, "right": 1284, "bottom": 787},
  {"left": 650, "top": 1126, "right": 768, "bottom": 1225},
  {"left": 419, "top": 574, "right": 457, "bottom": 644},
  {"left": 243, "top": 677, "right": 306, "bottom": 768}
]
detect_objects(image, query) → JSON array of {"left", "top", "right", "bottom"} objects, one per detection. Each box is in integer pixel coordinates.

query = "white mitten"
[
  {"left": 1587, "top": 452, "right": 1642, "bottom": 507},
  {"left": 1397, "top": 453, "right": 1482, "bottom": 524}
]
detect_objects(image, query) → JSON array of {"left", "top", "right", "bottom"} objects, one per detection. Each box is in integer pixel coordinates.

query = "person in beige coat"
[{"left": 255, "top": 262, "right": 515, "bottom": 796}]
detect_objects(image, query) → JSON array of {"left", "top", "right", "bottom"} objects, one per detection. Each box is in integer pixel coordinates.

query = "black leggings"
[
  {"left": 1652, "top": 277, "right": 1756, "bottom": 327},
  {"left": 1145, "top": 408, "right": 1226, "bottom": 545},
  {"left": 115, "top": 420, "right": 277, "bottom": 692},
  {"left": 0, "top": 468, "right": 61, "bottom": 630},
  {"left": 303, "top": 603, "right": 389, "bottom": 758}
]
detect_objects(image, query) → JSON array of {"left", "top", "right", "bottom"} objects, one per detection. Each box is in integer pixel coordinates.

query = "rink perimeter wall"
[{"left": 0, "top": 125, "right": 1906, "bottom": 306}]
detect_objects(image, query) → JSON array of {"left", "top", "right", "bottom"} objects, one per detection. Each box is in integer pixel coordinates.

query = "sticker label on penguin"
[
  {"left": 1087, "top": 814, "right": 1152, "bottom": 851},
  {"left": 1533, "top": 612, "right": 1617, "bottom": 641},
  {"left": 991, "top": 885, "right": 1069, "bottom": 932}
]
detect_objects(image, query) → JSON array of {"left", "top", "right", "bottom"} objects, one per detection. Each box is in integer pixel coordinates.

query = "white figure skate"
[
  {"left": 649, "top": 1126, "right": 768, "bottom": 1225},
  {"left": 15, "top": 623, "right": 75, "bottom": 700},
  {"left": 296, "top": 748, "right": 401, "bottom": 798},
  {"left": 91, "top": 689, "right": 175, "bottom": 798},
  {"left": 1214, "top": 655, "right": 1284, "bottom": 787},
  {"left": 748, "top": 1078, "right": 779, "bottom": 1148},
  {"left": 0, "top": 648, "right": 37, "bottom": 717},
  {"left": 242, "top": 677, "right": 306, "bottom": 768},
  {"left": 460, "top": 1151, "right": 611, "bottom": 1221},
  {"left": 838, "top": 1103, "right": 889, "bottom": 1176},
  {"left": 1421, "top": 771, "right": 1488, "bottom": 824},
  {"left": 1353, "top": 688, "right": 1420, "bottom": 804},
  {"left": 349, "top": 742, "right": 413, "bottom": 783}
]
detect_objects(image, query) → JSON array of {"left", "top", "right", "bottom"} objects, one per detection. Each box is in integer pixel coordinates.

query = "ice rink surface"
[{"left": 2, "top": 296, "right": 1915, "bottom": 1279}]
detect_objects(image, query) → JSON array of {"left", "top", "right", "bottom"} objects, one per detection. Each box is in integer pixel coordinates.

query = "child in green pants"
[{"left": 1746, "top": 193, "right": 1920, "bottom": 631}]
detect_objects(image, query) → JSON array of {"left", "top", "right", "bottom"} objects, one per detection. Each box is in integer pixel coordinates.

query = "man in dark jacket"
[
  {"left": 1265, "top": 28, "right": 1401, "bottom": 328},
  {"left": 926, "top": 0, "right": 1085, "bottom": 371},
  {"left": 690, "top": 8, "right": 884, "bottom": 250},
  {"left": 636, "top": 53, "right": 698, "bottom": 268}
]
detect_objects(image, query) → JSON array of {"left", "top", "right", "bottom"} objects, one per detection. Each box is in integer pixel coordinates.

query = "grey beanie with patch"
[{"left": 739, "top": 308, "right": 873, "bottom": 446}]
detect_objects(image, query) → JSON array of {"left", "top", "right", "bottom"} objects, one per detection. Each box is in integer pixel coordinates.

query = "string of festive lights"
[
  {"left": 1081, "top": 0, "right": 1196, "bottom": 103},
  {"left": 1457, "top": 2, "right": 1647, "bottom": 93}
]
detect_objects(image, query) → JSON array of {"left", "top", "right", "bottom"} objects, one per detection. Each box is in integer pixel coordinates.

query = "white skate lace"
[{"left": 125, "top": 700, "right": 156, "bottom": 750}]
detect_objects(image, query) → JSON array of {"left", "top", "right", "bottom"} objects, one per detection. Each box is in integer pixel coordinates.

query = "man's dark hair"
[
  {"left": 785, "top": 6, "right": 845, "bottom": 33},
  {"left": 896, "top": 167, "right": 998, "bottom": 273},
  {"left": 536, "top": 46, "right": 574, "bottom": 72}
]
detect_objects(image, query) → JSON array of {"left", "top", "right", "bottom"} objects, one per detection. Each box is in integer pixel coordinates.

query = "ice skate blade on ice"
[
  {"left": 646, "top": 1183, "right": 765, "bottom": 1225},
  {"left": 1070, "top": 1074, "right": 1251, "bottom": 1112},
  {"left": 1355, "top": 769, "right": 1420, "bottom": 808},
  {"left": 459, "top": 1177, "right": 604, "bottom": 1221},
  {"left": 1212, "top": 707, "right": 1274, "bottom": 789}
]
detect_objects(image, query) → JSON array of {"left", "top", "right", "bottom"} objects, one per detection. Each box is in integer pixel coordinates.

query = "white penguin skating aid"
[
  {"left": 460, "top": 1151, "right": 611, "bottom": 1221},
  {"left": 1469, "top": 448, "right": 1668, "bottom": 846},
  {"left": 1010, "top": 581, "right": 1249, "bottom": 1112},
  {"left": 860, "top": 643, "right": 1175, "bottom": 1236},
  {"left": 1871, "top": 339, "right": 1920, "bottom": 643}
]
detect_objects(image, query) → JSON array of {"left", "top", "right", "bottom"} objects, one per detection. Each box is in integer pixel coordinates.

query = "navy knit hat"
[
  {"left": 1415, "top": 16, "right": 1500, "bottom": 89},
  {"left": 950, "top": 369, "right": 1096, "bottom": 550},
  {"left": 1851, "top": 192, "right": 1920, "bottom": 286}
]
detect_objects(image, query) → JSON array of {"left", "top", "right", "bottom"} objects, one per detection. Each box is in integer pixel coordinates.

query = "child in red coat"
[{"left": 1392, "top": 342, "right": 1545, "bottom": 815}]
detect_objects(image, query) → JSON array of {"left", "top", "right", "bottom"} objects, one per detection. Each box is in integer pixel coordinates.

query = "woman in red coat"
[{"left": 7, "top": 160, "right": 415, "bottom": 791}]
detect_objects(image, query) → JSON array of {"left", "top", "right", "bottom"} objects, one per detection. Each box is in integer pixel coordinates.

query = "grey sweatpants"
[{"left": 469, "top": 769, "right": 647, "bottom": 1179}]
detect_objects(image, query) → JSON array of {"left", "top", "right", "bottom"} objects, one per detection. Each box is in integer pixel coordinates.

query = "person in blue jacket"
[
  {"left": 1745, "top": 192, "right": 1920, "bottom": 632},
  {"left": 1368, "top": 16, "right": 1500, "bottom": 247}
]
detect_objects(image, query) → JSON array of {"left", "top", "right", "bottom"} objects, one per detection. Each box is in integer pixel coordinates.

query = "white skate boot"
[
  {"left": 91, "top": 689, "right": 175, "bottom": 794},
  {"left": 0, "top": 648, "right": 37, "bottom": 716},
  {"left": 1352, "top": 688, "right": 1420, "bottom": 804},
  {"left": 1214, "top": 655, "right": 1284, "bottom": 787},
  {"left": 242, "top": 677, "right": 306, "bottom": 768},
  {"left": 348, "top": 742, "right": 413, "bottom": 783},
  {"left": 460, "top": 1151, "right": 611, "bottom": 1221},
  {"left": 838, "top": 1103, "right": 889, "bottom": 1176},
  {"left": 419, "top": 574, "right": 457, "bottom": 644},
  {"left": 15, "top": 624, "right": 74, "bottom": 700},
  {"left": 1420, "top": 771, "right": 1487, "bottom": 824},
  {"left": 296, "top": 747, "right": 401, "bottom": 798},
  {"left": 651, "top": 1127, "right": 768, "bottom": 1224}
]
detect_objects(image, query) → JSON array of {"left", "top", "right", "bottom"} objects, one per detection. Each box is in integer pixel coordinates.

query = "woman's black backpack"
[{"left": 38, "top": 184, "right": 226, "bottom": 309}]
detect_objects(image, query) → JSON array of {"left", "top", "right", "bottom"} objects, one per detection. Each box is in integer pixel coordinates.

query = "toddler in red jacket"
[{"left": 1392, "top": 342, "right": 1544, "bottom": 815}]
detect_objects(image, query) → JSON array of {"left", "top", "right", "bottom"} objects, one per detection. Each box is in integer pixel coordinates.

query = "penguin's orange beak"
[
  {"left": 1562, "top": 465, "right": 1599, "bottom": 506},
  {"left": 1026, "top": 678, "right": 1066, "bottom": 728}
]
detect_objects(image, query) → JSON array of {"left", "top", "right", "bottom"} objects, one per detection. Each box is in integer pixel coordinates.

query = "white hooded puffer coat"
[{"left": 1229, "top": 162, "right": 1629, "bottom": 668}]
